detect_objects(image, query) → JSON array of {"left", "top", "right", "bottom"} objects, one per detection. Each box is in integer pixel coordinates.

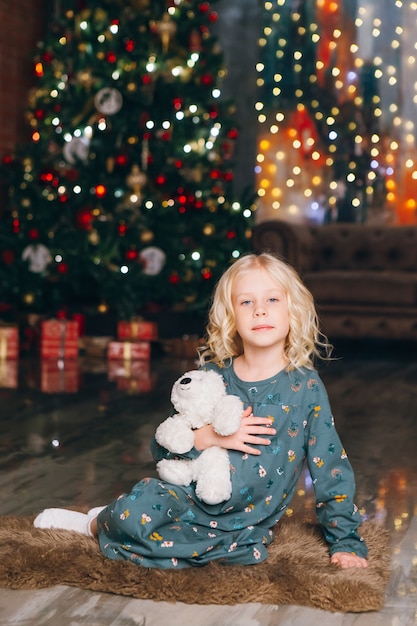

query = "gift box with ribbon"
[
  {"left": 117, "top": 319, "right": 158, "bottom": 341},
  {"left": 107, "top": 340, "right": 151, "bottom": 361},
  {"left": 0, "top": 324, "right": 19, "bottom": 360},
  {"left": 40, "top": 319, "right": 79, "bottom": 359}
]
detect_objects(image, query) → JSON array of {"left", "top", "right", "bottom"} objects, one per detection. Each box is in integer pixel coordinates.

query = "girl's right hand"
[{"left": 194, "top": 406, "right": 275, "bottom": 455}]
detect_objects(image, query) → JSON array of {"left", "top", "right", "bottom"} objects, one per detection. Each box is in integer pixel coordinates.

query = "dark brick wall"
[{"left": 0, "top": 0, "right": 47, "bottom": 156}]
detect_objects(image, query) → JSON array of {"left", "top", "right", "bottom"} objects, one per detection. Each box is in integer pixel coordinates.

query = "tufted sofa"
[{"left": 252, "top": 220, "right": 417, "bottom": 340}]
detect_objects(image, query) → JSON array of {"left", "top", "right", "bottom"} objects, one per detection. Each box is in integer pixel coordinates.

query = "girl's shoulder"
[{"left": 200, "top": 359, "right": 232, "bottom": 377}]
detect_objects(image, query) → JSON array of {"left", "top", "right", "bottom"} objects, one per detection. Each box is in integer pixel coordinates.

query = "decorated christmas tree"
[{"left": 0, "top": 0, "right": 254, "bottom": 321}]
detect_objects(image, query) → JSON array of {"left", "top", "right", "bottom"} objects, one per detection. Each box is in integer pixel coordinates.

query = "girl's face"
[{"left": 231, "top": 267, "right": 290, "bottom": 353}]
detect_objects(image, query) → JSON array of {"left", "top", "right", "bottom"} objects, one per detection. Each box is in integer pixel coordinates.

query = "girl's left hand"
[{"left": 330, "top": 552, "right": 368, "bottom": 569}]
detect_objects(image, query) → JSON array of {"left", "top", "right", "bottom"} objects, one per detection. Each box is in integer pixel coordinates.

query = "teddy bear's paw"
[
  {"left": 157, "top": 459, "right": 193, "bottom": 487},
  {"left": 195, "top": 483, "right": 232, "bottom": 505}
]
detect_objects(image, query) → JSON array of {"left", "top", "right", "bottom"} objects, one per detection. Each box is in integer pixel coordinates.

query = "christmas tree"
[{"left": 0, "top": 0, "right": 255, "bottom": 321}]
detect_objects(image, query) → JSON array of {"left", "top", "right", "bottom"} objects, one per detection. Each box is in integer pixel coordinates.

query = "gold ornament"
[
  {"left": 98, "top": 302, "right": 109, "bottom": 313},
  {"left": 77, "top": 69, "right": 94, "bottom": 89},
  {"left": 203, "top": 223, "right": 215, "bottom": 236},
  {"left": 126, "top": 164, "right": 147, "bottom": 203},
  {"left": 155, "top": 13, "right": 177, "bottom": 53},
  {"left": 88, "top": 229, "right": 100, "bottom": 245},
  {"left": 23, "top": 292, "right": 35, "bottom": 305},
  {"left": 140, "top": 229, "right": 154, "bottom": 243}
]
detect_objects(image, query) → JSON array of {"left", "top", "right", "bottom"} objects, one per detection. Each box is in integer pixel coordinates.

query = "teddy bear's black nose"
[{"left": 180, "top": 377, "right": 192, "bottom": 385}]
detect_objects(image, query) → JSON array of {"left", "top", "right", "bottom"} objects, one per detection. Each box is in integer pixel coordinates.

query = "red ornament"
[
  {"left": 76, "top": 208, "right": 94, "bottom": 231},
  {"left": 174, "top": 159, "right": 183, "bottom": 168},
  {"left": 28, "top": 228, "right": 39, "bottom": 240},
  {"left": 1, "top": 249, "right": 14, "bottom": 264},
  {"left": 168, "top": 272, "right": 180, "bottom": 284},
  {"left": 156, "top": 174, "right": 166, "bottom": 185},
  {"left": 226, "top": 230, "right": 236, "bottom": 239},
  {"left": 209, "top": 11, "right": 218, "bottom": 22},
  {"left": 189, "top": 30, "right": 202, "bottom": 52},
  {"left": 57, "top": 262, "right": 69, "bottom": 274},
  {"left": 12, "top": 219, "right": 20, "bottom": 234},
  {"left": 124, "top": 38, "right": 135, "bottom": 52},
  {"left": 224, "top": 171, "right": 234, "bottom": 181},
  {"left": 198, "top": 2, "right": 210, "bottom": 12},
  {"left": 118, "top": 223, "right": 127, "bottom": 236},
  {"left": 106, "top": 51, "right": 117, "bottom": 64},
  {"left": 2, "top": 153, "right": 14, "bottom": 165},
  {"left": 34, "top": 108, "right": 46, "bottom": 120},
  {"left": 228, "top": 128, "right": 238, "bottom": 139},
  {"left": 173, "top": 97, "right": 182, "bottom": 110},
  {"left": 116, "top": 153, "right": 129, "bottom": 167},
  {"left": 202, "top": 268, "right": 212, "bottom": 279},
  {"left": 201, "top": 74, "right": 214, "bottom": 86},
  {"left": 42, "top": 51, "right": 54, "bottom": 63},
  {"left": 125, "top": 249, "right": 138, "bottom": 261}
]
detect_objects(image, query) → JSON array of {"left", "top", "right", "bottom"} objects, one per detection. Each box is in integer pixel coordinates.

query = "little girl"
[{"left": 35, "top": 253, "right": 368, "bottom": 569}]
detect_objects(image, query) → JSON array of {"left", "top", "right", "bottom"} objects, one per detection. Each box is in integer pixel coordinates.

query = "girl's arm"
[{"left": 193, "top": 406, "right": 275, "bottom": 456}]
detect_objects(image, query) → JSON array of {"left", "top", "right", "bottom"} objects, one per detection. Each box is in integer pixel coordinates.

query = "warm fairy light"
[{"left": 256, "top": 0, "right": 417, "bottom": 224}]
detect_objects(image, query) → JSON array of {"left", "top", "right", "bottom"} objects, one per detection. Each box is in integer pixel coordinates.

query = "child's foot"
[
  {"left": 87, "top": 505, "right": 107, "bottom": 518},
  {"left": 33, "top": 508, "right": 94, "bottom": 536}
]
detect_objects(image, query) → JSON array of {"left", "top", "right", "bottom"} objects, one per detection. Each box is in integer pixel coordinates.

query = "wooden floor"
[{"left": 0, "top": 339, "right": 416, "bottom": 625}]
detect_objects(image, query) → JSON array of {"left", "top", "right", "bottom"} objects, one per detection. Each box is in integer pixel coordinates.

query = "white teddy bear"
[{"left": 155, "top": 369, "right": 243, "bottom": 505}]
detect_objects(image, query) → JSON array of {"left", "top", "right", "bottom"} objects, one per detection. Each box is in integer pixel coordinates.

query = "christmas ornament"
[
  {"left": 139, "top": 246, "right": 166, "bottom": 275},
  {"left": 88, "top": 229, "right": 100, "bottom": 245},
  {"left": 76, "top": 208, "right": 94, "bottom": 231},
  {"left": 155, "top": 13, "right": 177, "bottom": 53},
  {"left": 94, "top": 87, "right": 123, "bottom": 115},
  {"left": 140, "top": 229, "right": 154, "bottom": 243},
  {"left": 126, "top": 164, "right": 147, "bottom": 203},
  {"left": 21, "top": 244, "right": 52, "bottom": 273},
  {"left": 63, "top": 136, "right": 90, "bottom": 164},
  {"left": 23, "top": 292, "right": 35, "bottom": 305}
]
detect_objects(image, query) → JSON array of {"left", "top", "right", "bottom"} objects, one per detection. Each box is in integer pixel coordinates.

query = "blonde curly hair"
[{"left": 198, "top": 252, "right": 332, "bottom": 370}]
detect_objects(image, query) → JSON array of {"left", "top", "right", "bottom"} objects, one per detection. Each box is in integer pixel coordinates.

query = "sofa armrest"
[{"left": 252, "top": 220, "right": 315, "bottom": 270}]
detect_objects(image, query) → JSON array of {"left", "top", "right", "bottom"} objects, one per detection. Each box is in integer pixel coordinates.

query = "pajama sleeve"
[{"left": 304, "top": 377, "right": 368, "bottom": 558}]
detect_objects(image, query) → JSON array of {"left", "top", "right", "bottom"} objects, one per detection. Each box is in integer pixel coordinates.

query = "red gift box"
[
  {"left": 107, "top": 340, "right": 150, "bottom": 361},
  {"left": 0, "top": 360, "right": 18, "bottom": 388},
  {"left": 0, "top": 325, "right": 19, "bottom": 360},
  {"left": 117, "top": 319, "right": 158, "bottom": 341},
  {"left": 40, "top": 319, "right": 79, "bottom": 359},
  {"left": 41, "top": 359, "right": 80, "bottom": 393}
]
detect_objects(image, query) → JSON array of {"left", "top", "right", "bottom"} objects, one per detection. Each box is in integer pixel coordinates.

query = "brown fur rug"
[{"left": 0, "top": 515, "right": 391, "bottom": 613}]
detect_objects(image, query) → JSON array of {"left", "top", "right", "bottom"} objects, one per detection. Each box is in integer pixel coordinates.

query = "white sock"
[
  {"left": 87, "top": 505, "right": 107, "bottom": 518},
  {"left": 33, "top": 508, "right": 94, "bottom": 537}
]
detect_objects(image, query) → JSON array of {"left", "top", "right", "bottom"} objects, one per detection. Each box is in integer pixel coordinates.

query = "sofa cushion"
[
  {"left": 304, "top": 271, "right": 417, "bottom": 306},
  {"left": 309, "top": 225, "right": 417, "bottom": 272}
]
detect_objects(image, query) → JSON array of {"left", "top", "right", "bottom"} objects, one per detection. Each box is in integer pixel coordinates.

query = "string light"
[{"left": 256, "top": 0, "right": 417, "bottom": 224}]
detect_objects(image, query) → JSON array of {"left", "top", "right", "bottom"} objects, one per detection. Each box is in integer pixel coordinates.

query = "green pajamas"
[{"left": 97, "top": 362, "right": 367, "bottom": 568}]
